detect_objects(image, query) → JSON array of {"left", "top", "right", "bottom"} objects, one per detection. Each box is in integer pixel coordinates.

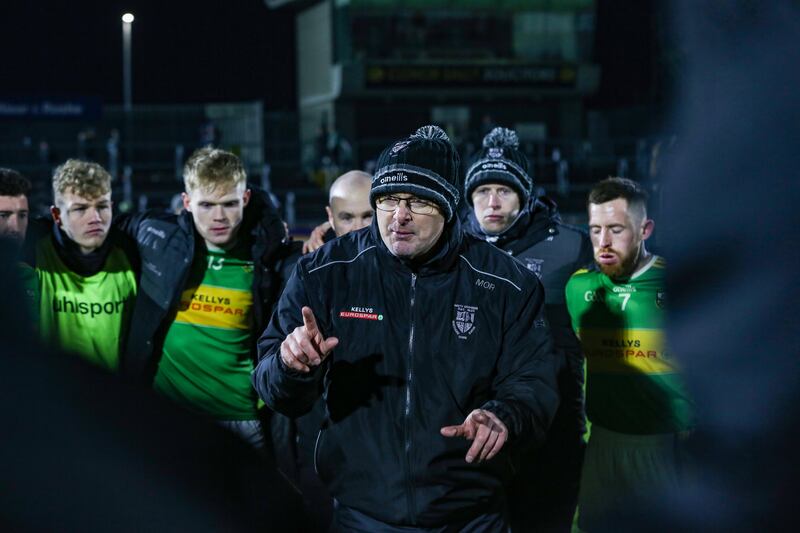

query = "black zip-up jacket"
[
  {"left": 463, "top": 196, "right": 591, "bottom": 439},
  {"left": 253, "top": 218, "right": 560, "bottom": 527},
  {"left": 116, "top": 189, "right": 298, "bottom": 383}
]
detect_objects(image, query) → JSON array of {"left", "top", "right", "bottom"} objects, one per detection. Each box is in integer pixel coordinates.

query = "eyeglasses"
[{"left": 375, "top": 195, "right": 440, "bottom": 215}]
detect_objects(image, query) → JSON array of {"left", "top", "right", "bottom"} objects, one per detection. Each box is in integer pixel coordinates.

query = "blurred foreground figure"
[
  {"left": 654, "top": 1, "right": 800, "bottom": 531},
  {"left": 0, "top": 240, "right": 303, "bottom": 532}
]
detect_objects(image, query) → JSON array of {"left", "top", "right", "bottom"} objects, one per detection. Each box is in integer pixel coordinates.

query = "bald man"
[{"left": 303, "top": 170, "right": 373, "bottom": 253}]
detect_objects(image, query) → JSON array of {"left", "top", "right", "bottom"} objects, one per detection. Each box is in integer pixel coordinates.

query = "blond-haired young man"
[
  {"left": 118, "top": 147, "right": 298, "bottom": 448},
  {"left": 27, "top": 160, "right": 137, "bottom": 371}
]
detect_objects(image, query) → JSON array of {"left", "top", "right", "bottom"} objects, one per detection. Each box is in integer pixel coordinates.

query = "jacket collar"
[
  {"left": 463, "top": 196, "right": 562, "bottom": 255},
  {"left": 51, "top": 222, "right": 115, "bottom": 277}
]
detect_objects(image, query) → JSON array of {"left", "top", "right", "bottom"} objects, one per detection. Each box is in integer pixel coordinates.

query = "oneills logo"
[{"left": 379, "top": 172, "right": 408, "bottom": 184}]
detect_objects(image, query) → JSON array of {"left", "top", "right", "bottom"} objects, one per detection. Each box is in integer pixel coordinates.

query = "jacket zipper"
[
  {"left": 313, "top": 428, "right": 323, "bottom": 476},
  {"left": 404, "top": 273, "right": 418, "bottom": 522}
]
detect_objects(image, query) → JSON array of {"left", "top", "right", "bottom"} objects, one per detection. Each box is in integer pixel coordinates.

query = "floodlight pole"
[{"left": 122, "top": 13, "right": 134, "bottom": 112}]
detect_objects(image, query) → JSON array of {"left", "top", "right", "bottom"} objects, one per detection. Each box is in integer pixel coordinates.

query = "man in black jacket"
[
  {"left": 462, "top": 127, "right": 591, "bottom": 532},
  {"left": 118, "top": 147, "right": 298, "bottom": 450},
  {"left": 253, "top": 125, "right": 560, "bottom": 531}
]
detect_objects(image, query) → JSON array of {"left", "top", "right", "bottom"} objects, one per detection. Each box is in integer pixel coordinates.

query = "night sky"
[
  {"left": 1, "top": 1, "right": 666, "bottom": 112},
  {"left": 1, "top": 1, "right": 297, "bottom": 109}
]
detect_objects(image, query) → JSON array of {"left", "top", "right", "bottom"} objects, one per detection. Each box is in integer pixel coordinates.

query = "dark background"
[
  {"left": 1, "top": 0, "right": 673, "bottom": 114},
  {"left": 0, "top": 1, "right": 297, "bottom": 109}
]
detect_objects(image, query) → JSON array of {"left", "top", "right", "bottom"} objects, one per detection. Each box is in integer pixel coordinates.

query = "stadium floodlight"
[{"left": 122, "top": 13, "right": 134, "bottom": 24}]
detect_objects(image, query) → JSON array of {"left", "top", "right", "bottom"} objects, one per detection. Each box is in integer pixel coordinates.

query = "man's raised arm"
[{"left": 252, "top": 267, "right": 337, "bottom": 418}]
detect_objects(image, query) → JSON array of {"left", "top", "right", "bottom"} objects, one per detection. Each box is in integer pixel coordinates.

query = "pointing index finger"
[{"left": 301, "top": 306, "right": 319, "bottom": 337}]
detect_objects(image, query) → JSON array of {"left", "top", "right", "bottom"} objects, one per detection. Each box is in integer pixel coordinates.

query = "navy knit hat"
[
  {"left": 464, "top": 127, "right": 533, "bottom": 207},
  {"left": 370, "top": 125, "right": 461, "bottom": 221}
]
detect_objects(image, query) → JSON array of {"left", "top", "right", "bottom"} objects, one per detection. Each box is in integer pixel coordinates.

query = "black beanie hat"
[
  {"left": 464, "top": 127, "right": 533, "bottom": 207},
  {"left": 370, "top": 125, "right": 461, "bottom": 222}
]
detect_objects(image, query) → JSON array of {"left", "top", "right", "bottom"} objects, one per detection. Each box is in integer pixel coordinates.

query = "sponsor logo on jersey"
[
  {"left": 577, "top": 327, "right": 676, "bottom": 375},
  {"left": 339, "top": 305, "right": 383, "bottom": 321},
  {"left": 611, "top": 285, "right": 636, "bottom": 293},
  {"left": 52, "top": 296, "right": 129, "bottom": 318},
  {"left": 175, "top": 284, "right": 253, "bottom": 330},
  {"left": 452, "top": 304, "right": 478, "bottom": 339}
]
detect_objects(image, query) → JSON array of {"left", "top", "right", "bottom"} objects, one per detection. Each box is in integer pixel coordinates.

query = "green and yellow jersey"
[
  {"left": 565, "top": 255, "right": 694, "bottom": 434},
  {"left": 154, "top": 244, "right": 258, "bottom": 420},
  {"left": 36, "top": 238, "right": 137, "bottom": 372}
]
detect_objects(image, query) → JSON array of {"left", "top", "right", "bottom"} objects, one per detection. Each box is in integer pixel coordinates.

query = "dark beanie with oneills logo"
[
  {"left": 464, "top": 127, "right": 533, "bottom": 206},
  {"left": 370, "top": 125, "right": 461, "bottom": 221}
]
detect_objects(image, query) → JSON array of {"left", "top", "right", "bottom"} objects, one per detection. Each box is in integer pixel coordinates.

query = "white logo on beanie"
[
  {"left": 391, "top": 140, "right": 411, "bottom": 154},
  {"left": 488, "top": 147, "right": 504, "bottom": 158},
  {"left": 379, "top": 172, "right": 409, "bottom": 184}
]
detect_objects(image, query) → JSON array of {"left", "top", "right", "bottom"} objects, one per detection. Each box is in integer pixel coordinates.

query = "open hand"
[{"left": 440, "top": 409, "right": 508, "bottom": 463}]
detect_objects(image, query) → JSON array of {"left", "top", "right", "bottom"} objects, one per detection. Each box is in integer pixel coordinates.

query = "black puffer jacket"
[
  {"left": 116, "top": 189, "right": 298, "bottom": 383},
  {"left": 253, "top": 218, "right": 560, "bottom": 527}
]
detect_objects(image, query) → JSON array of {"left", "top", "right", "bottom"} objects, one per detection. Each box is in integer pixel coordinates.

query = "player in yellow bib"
[
  {"left": 25, "top": 161, "right": 137, "bottom": 372},
  {"left": 565, "top": 178, "right": 694, "bottom": 531}
]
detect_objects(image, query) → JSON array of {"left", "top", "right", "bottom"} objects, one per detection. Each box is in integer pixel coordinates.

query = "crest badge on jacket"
[{"left": 452, "top": 304, "right": 478, "bottom": 339}]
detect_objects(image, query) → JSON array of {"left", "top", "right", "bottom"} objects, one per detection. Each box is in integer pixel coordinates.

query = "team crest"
[
  {"left": 488, "top": 147, "right": 504, "bottom": 158},
  {"left": 524, "top": 258, "right": 544, "bottom": 279},
  {"left": 452, "top": 304, "right": 478, "bottom": 339},
  {"left": 391, "top": 140, "right": 411, "bottom": 154},
  {"left": 656, "top": 290, "right": 666, "bottom": 309}
]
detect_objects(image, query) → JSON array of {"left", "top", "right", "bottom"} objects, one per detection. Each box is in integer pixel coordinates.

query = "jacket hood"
[{"left": 463, "top": 196, "right": 563, "bottom": 256}]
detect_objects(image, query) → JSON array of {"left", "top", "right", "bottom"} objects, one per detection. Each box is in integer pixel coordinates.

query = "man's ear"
[
  {"left": 641, "top": 218, "right": 655, "bottom": 241},
  {"left": 182, "top": 192, "right": 192, "bottom": 212},
  {"left": 326, "top": 206, "right": 334, "bottom": 228},
  {"left": 50, "top": 205, "right": 61, "bottom": 225},
  {"left": 242, "top": 188, "right": 251, "bottom": 207}
]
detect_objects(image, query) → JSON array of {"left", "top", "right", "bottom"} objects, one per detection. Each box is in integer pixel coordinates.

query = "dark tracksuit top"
[
  {"left": 463, "top": 196, "right": 592, "bottom": 526},
  {"left": 115, "top": 189, "right": 297, "bottom": 384},
  {"left": 253, "top": 218, "right": 560, "bottom": 528}
]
